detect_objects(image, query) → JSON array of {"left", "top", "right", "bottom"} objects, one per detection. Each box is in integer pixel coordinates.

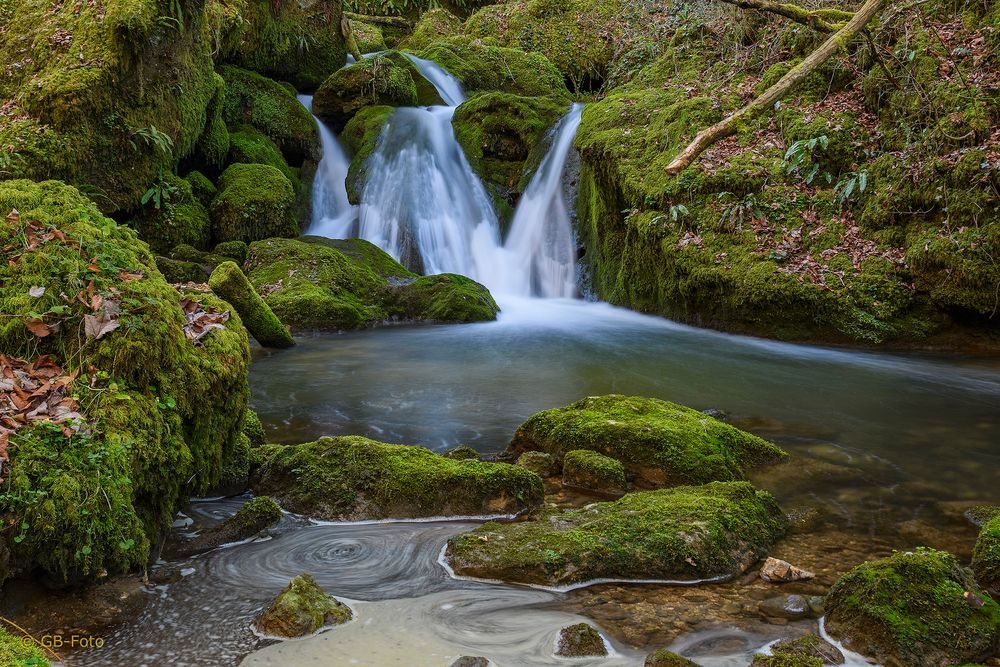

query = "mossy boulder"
[
  {"left": 0, "top": 625, "right": 49, "bottom": 666},
  {"left": 765, "top": 635, "right": 845, "bottom": 665},
  {"left": 185, "top": 171, "right": 218, "bottom": 207},
  {"left": 562, "top": 449, "right": 627, "bottom": 495},
  {"left": 313, "top": 53, "right": 433, "bottom": 132},
  {"left": 0, "top": 0, "right": 218, "bottom": 212},
  {"left": 255, "top": 573, "right": 352, "bottom": 638},
  {"left": 213, "top": 241, "right": 249, "bottom": 266},
  {"left": 243, "top": 409, "right": 267, "bottom": 447},
  {"left": 0, "top": 180, "right": 250, "bottom": 584},
  {"left": 415, "top": 37, "right": 571, "bottom": 100},
  {"left": 215, "top": 0, "right": 347, "bottom": 89},
  {"left": 556, "top": 623, "right": 607, "bottom": 657},
  {"left": 452, "top": 92, "right": 569, "bottom": 204},
  {"left": 342, "top": 105, "right": 395, "bottom": 204},
  {"left": 219, "top": 65, "right": 320, "bottom": 165},
  {"left": 507, "top": 395, "right": 787, "bottom": 488},
  {"left": 227, "top": 125, "right": 300, "bottom": 189},
  {"left": 209, "top": 261, "right": 295, "bottom": 349},
  {"left": 134, "top": 172, "right": 212, "bottom": 254},
  {"left": 350, "top": 20, "right": 387, "bottom": 53},
  {"left": 445, "top": 481, "right": 787, "bottom": 587},
  {"left": 244, "top": 237, "right": 499, "bottom": 330},
  {"left": 644, "top": 649, "right": 700, "bottom": 667},
  {"left": 251, "top": 436, "right": 544, "bottom": 521},
  {"left": 973, "top": 516, "right": 1000, "bottom": 599},
  {"left": 399, "top": 8, "right": 463, "bottom": 51},
  {"left": 825, "top": 548, "right": 1000, "bottom": 666},
  {"left": 163, "top": 495, "right": 281, "bottom": 558},
  {"left": 209, "top": 164, "right": 298, "bottom": 245},
  {"left": 155, "top": 256, "right": 208, "bottom": 284},
  {"left": 750, "top": 654, "right": 823, "bottom": 667},
  {"left": 516, "top": 451, "right": 558, "bottom": 477},
  {"left": 443, "top": 446, "right": 481, "bottom": 460}
]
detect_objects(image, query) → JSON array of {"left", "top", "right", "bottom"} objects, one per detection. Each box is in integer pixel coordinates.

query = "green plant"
[
  {"left": 128, "top": 124, "right": 175, "bottom": 157},
  {"left": 834, "top": 170, "right": 868, "bottom": 210},
  {"left": 783, "top": 135, "right": 831, "bottom": 185},
  {"left": 717, "top": 192, "right": 766, "bottom": 230},
  {"left": 141, "top": 168, "right": 181, "bottom": 210}
]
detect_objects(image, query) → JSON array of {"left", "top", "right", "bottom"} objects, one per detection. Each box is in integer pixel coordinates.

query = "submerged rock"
[
  {"left": 561, "top": 449, "right": 627, "bottom": 495},
  {"left": 163, "top": 496, "right": 281, "bottom": 559},
  {"left": 208, "top": 261, "right": 295, "bottom": 349},
  {"left": 644, "top": 650, "right": 700, "bottom": 666},
  {"left": 244, "top": 237, "right": 499, "bottom": 331},
  {"left": 448, "top": 658, "right": 489, "bottom": 667},
  {"left": 760, "top": 557, "right": 815, "bottom": 583},
  {"left": 758, "top": 594, "right": 812, "bottom": 621},
  {"left": 555, "top": 623, "right": 607, "bottom": 657},
  {"left": 507, "top": 395, "right": 787, "bottom": 488},
  {"left": 255, "top": 573, "right": 351, "bottom": 638},
  {"left": 445, "top": 481, "right": 786, "bottom": 587},
  {"left": 973, "top": 515, "right": 1000, "bottom": 599},
  {"left": 826, "top": 547, "right": 1000, "bottom": 666},
  {"left": 251, "top": 436, "right": 544, "bottom": 521}
]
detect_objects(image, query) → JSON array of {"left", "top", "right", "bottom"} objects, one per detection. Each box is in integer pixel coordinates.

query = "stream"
[{"left": 68, "top": 54, "right": 1000, "bottom": 666}]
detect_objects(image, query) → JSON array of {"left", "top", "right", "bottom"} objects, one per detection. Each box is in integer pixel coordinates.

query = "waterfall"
[{"left": 298, "top": 95, "right": 358, "bottom": 237}]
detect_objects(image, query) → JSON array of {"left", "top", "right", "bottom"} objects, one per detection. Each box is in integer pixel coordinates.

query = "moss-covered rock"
[
  {"left": 0, "top": 0, "right": 218, "bottom": 212},
  {"left": 0, "top": 625, "right": 49, "bottom": 666},
  {"left": 155, "top": 256, "right": 209, "bottom": 284},
  {"left": 443, "top": 446, "right": 481, "bottom": 460},
  {"left": 825, "top": 548, "right": 1000, "bottom": 666},
  {"left": 164, "top": 495, "right": 281, "bottom": 558},
  {"left": 196, "top": 73, "right": 231, "bottom": 170},
  {"left": 342, "top": 105, "right": 395, "bottom": 204},
  {"left": 750, "top": 654, "right": 823, "bottom": 667},
  {"left": 185, "top": 171, "right": 219, "bottom": 208},
  {"left": 398, "top": 8, "right": 463, "bottom": 52},
  {"left": 255, "top": 573, "right": 352, "bottom": 638},
  {"left": 244, "top": 237, "right": 499, "bottom": 330},
  {"left": 312, "top": 52, "right": 441, "bottom": 132},
  {"left": 562, "top": 449, "right": 626, "bottom": 495},
  {"left": 134, "top": 172, "right": 212, "bottom": 254},
  {"left": 0, "top": 180, "right": 250, "bottom": 584},
  {"left": 209, "top": 164, "right": 298, "bottom": 245},
  {"left": 507, "top": 395, "right": 787, "bottom": 488},
  {"left": 445, "top": 481, "right": 786, "bottom": 587},
  {"left": 416, "top": 37, "right": 571, "bottom": 99},
  {"left": 974, "top": 516, "right": 1000, "bottom": 600},
  {"left": 243, "top": 409, "right": 267, "bottom": 448},
  {"left": 452, "top": 92, "right": 569, "bottom": 205},
  {"left": 516, "top": 451, "right": 558, "bottom": 477},
  {"left": 215, "top": 0, "right": 347, "bottom": 89},
  {"left": 644, "top": 649, "right": 700, "bottom": 667},
  {"left": 556, "top": 623, "right": 607, "bottom": 657},
  {"left": 765, "top": 635, "right": 845, "bottom": 665},
  {"left": 251, "top": 436, "right": 544, "bottom": 520},
  {"left": 227, "top": 125, "right": 300, "bottom": 189},
  {"left": 213, "top": 240, "right": 249, "bottom": 266},
  {"left": 350, "top": 20, "right": 387, "bottom": 53},
  {"left": 219, "top": 65, "right": 320, "bottom": 165},
  {"left": 208, "top": 261, "right": 295, "bottom": 349}
]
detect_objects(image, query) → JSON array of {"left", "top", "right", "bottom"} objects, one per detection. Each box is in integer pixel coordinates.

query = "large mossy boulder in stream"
[
  {"left": 209, "top": 164, "right": 298, "bottom": 245},
  {"left": 250, "top": 436, "right": 544, "bottom": 521},
  {"left": 255, "top": 573, "right": 352, "bottom": 638},
  {"left": 163, "top": 496, "right": 282, "bottom": 558},
  {"left": 0, "top": 180, "right": 250, "bottom": 585},
  {"left": 507, "top": 395, "right": 787, "bottom": 488},
  {"left": 208, "top": 261, "right": 295, "bottom": 348},
  {"left": 825, "top": 548, "right": 1000, "bottom": 666},
  {"left": 244, "top": 237, "right": 499, "bottom": 330},
  {"left": 973, "top": 515, "right": 1000, "bottom": 599},
  {"left": 445, "top": 481, "right": 786, "bottom": 587}
]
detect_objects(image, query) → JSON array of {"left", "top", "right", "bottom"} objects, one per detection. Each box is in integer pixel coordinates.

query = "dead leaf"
[
  {"left": 28, "top": 285, "right": 46, "bottom": 298},
  {"left": 24, "top": 319, "right": 51, "bottom": 338},
  {"left": 6, "top": 208, "right": 19, "bottom": 224},
  {"left": 83, "top": 313, "right": 120, "bottom": 340}
]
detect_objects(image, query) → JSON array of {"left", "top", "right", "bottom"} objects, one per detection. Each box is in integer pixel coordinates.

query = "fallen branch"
[
  {"left": 715, "top": 0, "right": 853, "bottom": 32},
  {"left": 344, "top": 11, "right": 413, "bottom": 29},
  {"left": 341, "top": 15, "right": 363, "bottom": 61},
  {"left": 665, "top": 0, "right": 887, "bottom": 176}
]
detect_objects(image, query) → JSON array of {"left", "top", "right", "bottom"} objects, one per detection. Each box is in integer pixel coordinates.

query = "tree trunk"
[
  {"left": 344, "top": 11, "right": 414, "bottom": 28},
  {"left": 716, "top": 0, "right": 853, "bottom": 32},
  {"left": 665, "top": 0, "right": 887, "bottom": 176},
  {"left": 341, "top": 15, "right": 363, "bottom": 61}
]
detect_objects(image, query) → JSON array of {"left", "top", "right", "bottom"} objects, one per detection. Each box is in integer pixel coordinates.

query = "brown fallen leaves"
[
  {"left": 180, "top": 298, "right": 230, "bottom": 346},
  {"left": 0, "top": 355, "right": 86, "bottom": 482}
]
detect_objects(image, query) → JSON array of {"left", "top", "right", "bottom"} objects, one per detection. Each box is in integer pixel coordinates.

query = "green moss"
[
  {"left": 446, "top": 481, "right": 787, "bottom": 586},
  {"left": 196, "top": 73, "right": 231, "bottom": 170},
  {"left": 562, "top": 449, "right": 626, "bottom": 495},
  {"left": 243, "top": 409, "right": 266, "bottom": 447},
  {"left": 766, "top": 634, "right": 845, "bottom": 665},
  {"left": 251, "top": 436, "right": 545, "bottom": 520},
  {"left": 135, "top": 172, "right": 212, "bottom": 254},
  {"left": 342, "top": 105, "right": 395, "bottom": 204},
  {"left": 443, "top": 446, "right": 481, "bottom": 460},
  {"left": 750, "top": 654, "right": 823, "bottom": 667},
  {"left": 0, "top": 625, "right": 49, "bottom": 666},
  {"left": 155, "top": 256, "right": 208, "bottom": 284},
  {"left": 185, "top": 171, "right": 218, "bottom": 207},
  {"left": 516, "top": 451, "right": 558, "bottom": 477},
  {"left": 385, "top": 274, "right": 500, "bottom": 323},
  {"left": 208, "top": 261, "right": 295, "bottom": 348},
  {"left": 219, "top": 65, "right": 320, "bottom": 165},
  {"left": 0, "top": 180, "right": 249, "bottom": 583},
  {"left": 452, "top": 92, "right": 569, "bottom": 206},
  {"left": 508, "top": 395, "right": 787, "bottom": 487},
  {"left": 351, "top": 20, "right": 387, "bottom": 53},
  {"left": 398, "top": 8, "right": 462, "bottom": 51},
  {"left": 415, "top": 37, "right": 571, "bottom": 100},
  {"left": 213, "top": 240, "right": 249, "bottom": 265},
  {"left": 312, "top": 54, "right": 422, "bottom": 132},
  {"left": 973, "top": 516, "right": 1000, "bottom": 598},
  {"left": 256, "top": 573, "right": 352, "bottom": 637},
  {"left": 209, "top": 164, "right": 298, "bottom": 245},
  {"left": 216, "top": 0, "right": 347, "bottom": 89},
  {"left": 644, "top": 649, "right": 700, "bottom": 667},
  {"left": 556, "top": 623, "right": 606, "bottom": 657},
  {"left": 214, "top": 433, "right": 252, "bottom": 496},
  {"left": 826, "top": 548, "right": 1000, "bottom": 666},
  {"left": 227, "top": 125, "right": 300, "bottom": 189}
]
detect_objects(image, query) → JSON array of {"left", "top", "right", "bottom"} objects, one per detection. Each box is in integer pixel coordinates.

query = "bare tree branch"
[
  {"left": 344, "top": 12, "right": 414, "bottom": 29},
  {"left": 665, "top": 0, "right": 887, "bottom": 176},
  {"left": 716, "top": 0, "right": 853, "bottom": 32}
]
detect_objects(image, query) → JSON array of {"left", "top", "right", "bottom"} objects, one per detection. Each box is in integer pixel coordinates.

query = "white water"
[{"left": 298, "top": 95, "right": 358, "bottom": 238}]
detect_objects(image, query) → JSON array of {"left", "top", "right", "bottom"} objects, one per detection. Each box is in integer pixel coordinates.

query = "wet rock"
[
  {"left": 807, "top": 596, "right": 825, "bottom": 616},
  {"left": 251, "top": 436, "right": 543, "bottom": 521},
  {"left": 443, "top": 446, "right": 481, "bottom": 460},
  {"left": 506, "top": 395, "right": 787, "bottom": 488},
  {"left": 255, "top": 573, "right": 351, "bottom": 638},
  {"left": 758, "top": 594, "right": 811, "bottom": 620},
  {"left": 208, "top": 260, "right": 294, "bottom": 349},
  {"left": 644, "top": 649, "right": 700, "bottom": 666},
  {"left": 769, "top": 634, "right": 845, "bottom": 664},
  {"left": 561, "top": 449, "right": 627, "bottom": 495},
  {"left": 760, "top": 557, "right": 815, "bottom": 583},
  {"left": 162, "top": 496, "right": 282, "bottom": 559},
  {"left": 516, "top": 451, "right": 559, "bottom": 477},
  {"left": 555, "top": 623, "right": 607, "bottom": 657},
  {"left": 448, "top": 658, "right": 489, "bottom": 667},
  {"left": 973, "top": 515, "right": 1000, "bottom": 598},
  {"left": 446, "top": 481, "right": 787, "bottom": 587},
  {"left": 826, "top": 547, "right": 1000, "bottom": 666},
  {"left": 967, "top": 505, "right": 1000, "bottom": 528}
]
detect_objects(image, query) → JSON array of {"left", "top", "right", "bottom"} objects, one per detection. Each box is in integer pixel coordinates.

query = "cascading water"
[{"left": 298, "top": 94, "right": 358, "bottom": 238}]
